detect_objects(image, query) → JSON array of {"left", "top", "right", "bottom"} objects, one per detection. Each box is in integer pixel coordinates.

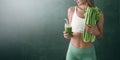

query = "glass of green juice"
[{"left": 65, "top": 24, "right": 72, "bottom": 36}]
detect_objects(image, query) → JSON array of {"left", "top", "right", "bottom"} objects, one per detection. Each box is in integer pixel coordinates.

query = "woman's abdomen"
[{"left": 71, "top": 32, "right": 93, "bottom": 48}]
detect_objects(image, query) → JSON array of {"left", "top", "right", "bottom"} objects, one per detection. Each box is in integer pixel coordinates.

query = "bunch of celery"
[{"left": 83, "top": 7, "right": 100, "bottom": 43}]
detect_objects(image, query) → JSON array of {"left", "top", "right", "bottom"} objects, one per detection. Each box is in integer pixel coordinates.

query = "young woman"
[{"left": 63, "top": 0, "right": 104, "bottom": 60}]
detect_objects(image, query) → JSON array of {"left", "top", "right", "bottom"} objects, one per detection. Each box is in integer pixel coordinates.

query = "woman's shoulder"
[
  {"left": 68, "top": 6, "right": 76, "bottom": 13},
  {"left": 100, "top": 11, "right": 104, "bottom": 20},
  {"left": 100, "top": 11, "right": 104, "bottom": 16}
]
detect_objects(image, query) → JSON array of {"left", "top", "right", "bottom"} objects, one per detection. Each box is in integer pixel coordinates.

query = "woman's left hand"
[{"left": 85, "top": 24, "right": 100, "bottom": 36}]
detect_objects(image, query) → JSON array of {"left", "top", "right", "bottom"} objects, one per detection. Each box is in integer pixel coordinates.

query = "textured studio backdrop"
[{"left": 0, "top": 0, "right": 119, "bottom": 60}]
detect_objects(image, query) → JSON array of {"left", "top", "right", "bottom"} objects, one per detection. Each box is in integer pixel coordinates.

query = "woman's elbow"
[{"left": 96, "top": 33, "right": 103, "bottom": 40}]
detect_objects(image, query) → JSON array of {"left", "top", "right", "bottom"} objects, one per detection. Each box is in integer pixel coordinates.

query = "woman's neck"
[{"left": 77, "top": 4, "right": 88, "bottom": 11}]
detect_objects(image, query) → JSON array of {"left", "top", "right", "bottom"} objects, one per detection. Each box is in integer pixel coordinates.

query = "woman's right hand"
[{"left": 63, "top": 31, "right": 72, "bottom": 39}]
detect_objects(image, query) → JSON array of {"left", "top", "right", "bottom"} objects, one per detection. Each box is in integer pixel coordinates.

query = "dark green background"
[{"left": 0, "top": 0, "right": 119, "bottom": 60}]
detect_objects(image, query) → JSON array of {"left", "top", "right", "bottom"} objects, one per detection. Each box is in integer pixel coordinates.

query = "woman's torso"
[{"left": 70, "top": 6, "right": 93, "bottom": 48}]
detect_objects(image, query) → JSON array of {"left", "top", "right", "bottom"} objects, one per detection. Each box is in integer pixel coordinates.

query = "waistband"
[{"left": 68, "top": 43, "right": 95, "bottom": 54}]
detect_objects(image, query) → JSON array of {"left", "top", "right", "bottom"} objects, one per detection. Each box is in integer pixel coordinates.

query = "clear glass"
[{"left": 64, "top": 24, "right": 72, "bottom": 35}]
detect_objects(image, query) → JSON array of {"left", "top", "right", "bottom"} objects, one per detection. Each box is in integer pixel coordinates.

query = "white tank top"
[{"left": 71, "top": 7, "right": 85, "bottom": 33}]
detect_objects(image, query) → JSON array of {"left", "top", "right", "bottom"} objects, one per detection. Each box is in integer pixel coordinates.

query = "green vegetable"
[{"left": 83, "top": 7, "right": 100, "bottom": 43}]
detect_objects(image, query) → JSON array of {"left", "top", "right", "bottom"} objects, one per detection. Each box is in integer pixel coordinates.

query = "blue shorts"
[{"left": 66, "top": 43, "right": 96, "bottom": 60}]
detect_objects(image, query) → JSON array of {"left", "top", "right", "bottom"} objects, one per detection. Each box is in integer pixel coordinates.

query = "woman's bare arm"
[
  {"left": 96, "top": 11, "right": 104, "bottom": 39},
  {"left": 68, "top": 6, "right": 75, "bottom": 25}
]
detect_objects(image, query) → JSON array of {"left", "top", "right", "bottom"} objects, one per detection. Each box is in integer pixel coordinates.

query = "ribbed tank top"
[{"left": 71, "top": 7, "right": 85, "bottom": 33}]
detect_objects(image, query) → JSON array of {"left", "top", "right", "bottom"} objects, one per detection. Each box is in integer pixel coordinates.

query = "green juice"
[
  {"left": 65, "top": 26, "right": 72, "bottom": 35},
  {"left": 64, "top": 18, "right": 72, "bottom": 36}
]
